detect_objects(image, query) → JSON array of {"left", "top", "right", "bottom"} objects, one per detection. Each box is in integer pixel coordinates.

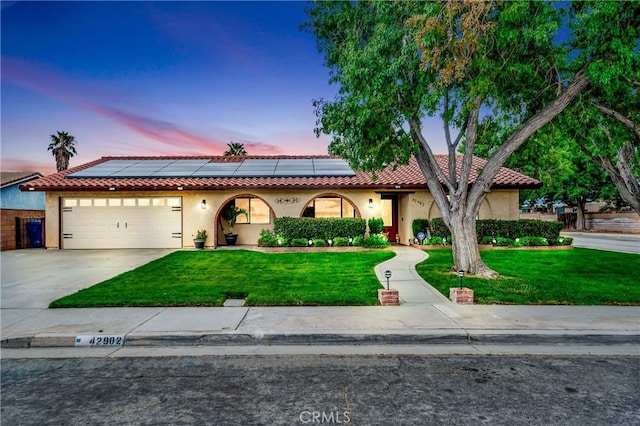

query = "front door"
[{"left": 380, "top": 195, "right": 398, "bottom": 243}]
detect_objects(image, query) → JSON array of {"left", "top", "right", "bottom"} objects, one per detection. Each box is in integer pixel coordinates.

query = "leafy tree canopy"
[{"left": 304, "top": 0, "right": 638, "bottom": 275}]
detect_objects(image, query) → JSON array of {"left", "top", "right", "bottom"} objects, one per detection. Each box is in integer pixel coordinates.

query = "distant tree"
[
  {"left": 560, "top": 1, "right": 640, "bottom": 214},
  {"left": 48, "top": 131, "right": 77, "bottom": 172},
  {"left": 477, "top": 1, "right": 640, "bottom": 217},
  {"left": 477, "top": 125, "right": 613, "bottom": 230},
  {"left": 224, "top": 142, "right": 247, "bottom": 156},
  {"left": 305, "top": 1, "right": 636, "bottom": 276},
  {"left": 565, "top": 104, "right": 640, "bottom": 215}
]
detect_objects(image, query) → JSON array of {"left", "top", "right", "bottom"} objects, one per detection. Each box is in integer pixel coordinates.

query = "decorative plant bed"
[
  {"left": 410, "top": 243, "right": 452, "bottom": 250},
  {"left": 410, "top": 243, "right": 573, "bottom": 251},
  {"left": 489, "top": 245, "right": 574, "bottom": 251},
  {"left": 254, "top": 246, "right": 389, "bottom": 253}
]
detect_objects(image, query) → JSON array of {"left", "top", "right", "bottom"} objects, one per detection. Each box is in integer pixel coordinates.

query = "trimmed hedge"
[
  {"left": 429, "top": 218, "right": 451, "bottom": 239},
  {"left": 428, "top": 218, "right": 563, "bottom": 241},
  {"left": 476, "top": 219, "right": 562, "bottom": 240},
  {"left": 368, "top": 217, "right": 384, "bottom": 234},
  {"left": 274, "top": 217, "right": 366, "bottom": 241}
]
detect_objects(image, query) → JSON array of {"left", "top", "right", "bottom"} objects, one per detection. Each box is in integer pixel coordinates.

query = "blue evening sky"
[{"left": 1, "top": 1, "right": 447, "bottom": 175}]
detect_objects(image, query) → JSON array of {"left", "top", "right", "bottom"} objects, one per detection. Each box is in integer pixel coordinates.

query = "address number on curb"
[{"left": 75, "top": 335, "right": 125, "bottom": 347}]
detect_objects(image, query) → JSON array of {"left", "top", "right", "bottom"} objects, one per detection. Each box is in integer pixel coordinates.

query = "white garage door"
[{"left": 61, "top": 197, "right": 182, "bottom": 249}]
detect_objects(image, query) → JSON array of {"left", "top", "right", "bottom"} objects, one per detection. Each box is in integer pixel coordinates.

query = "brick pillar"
[
  {"left": 449, "top": 287, "right": 474, "bottom": 304},
  {"left": 378, "top": 289, "right": 399, "bottom": 306}
]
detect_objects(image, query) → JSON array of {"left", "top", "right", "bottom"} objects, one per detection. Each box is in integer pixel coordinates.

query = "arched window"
[{"left": 302, "top": 195, "right": 358, "bottom": 218}]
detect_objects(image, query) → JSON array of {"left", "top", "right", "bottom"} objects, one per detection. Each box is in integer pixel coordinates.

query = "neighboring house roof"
[
  {"left": 19, "top": 155, "right": 541, "bottom": 191},
  {"left": 1, "top": 171, "right": 43, "bottom": 189}
]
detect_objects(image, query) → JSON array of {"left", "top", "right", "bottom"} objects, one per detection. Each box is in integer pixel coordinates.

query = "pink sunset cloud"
[
  {"left": 1, "top": 156, "right": 56, "bottom": 176},
  {"left": 2, "top": 56, "right": 285, "bottom": 157}
]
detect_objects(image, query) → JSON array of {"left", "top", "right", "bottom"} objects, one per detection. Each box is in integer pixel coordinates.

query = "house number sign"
[{"left": 75, "top": 335, "right": 125, "bottom": 347}]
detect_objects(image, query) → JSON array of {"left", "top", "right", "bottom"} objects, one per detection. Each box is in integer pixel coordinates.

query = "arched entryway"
[{"left": 215, "top": 194, "right": 275, "bottom": 246}]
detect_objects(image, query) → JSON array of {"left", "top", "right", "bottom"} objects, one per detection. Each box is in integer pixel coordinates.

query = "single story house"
[
  {"left": 20, "top": 154, "right": 541, "bottom": 249},
  {"left": 1, "top": 171, "right": 45, "bottom": 251}
]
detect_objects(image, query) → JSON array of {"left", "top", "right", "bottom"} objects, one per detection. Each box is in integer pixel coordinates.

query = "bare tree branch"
[
  {"left": 594, "top": 103, "right": 640, "bottom": 140},
  {"left": 468, "top": 67, "right": 590, "bottom": 212}
]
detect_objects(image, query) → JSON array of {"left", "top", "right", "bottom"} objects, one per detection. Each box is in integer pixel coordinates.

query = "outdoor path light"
[
  {"left": 384, "top": 270, "right": 392, "bottom": 290},
  {"left": 458, "top": 269, "right": 465, "bottom": 289}
]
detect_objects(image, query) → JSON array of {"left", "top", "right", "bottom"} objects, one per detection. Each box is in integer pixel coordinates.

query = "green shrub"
[
  {"left": 312, "top": 238, "right": 327, "bottom": 247},
  {"left": 480, "top": 236, "right": 495, "bottom": 245},
  {"left": 274, "top": 217, "right": 366, "bottom": 241},
  {"left": 495, "top": 237, "right": 514, "bottom": 247},
  {"left": 333, "top": 237, "right": 350, "bottom": 247},
  {"left": 429, "top": 217, "right": 451, "bottom": 239},
  {"left": 551, "top": 236, "right": 573, "bottom": 246},
  {"left": 368, "top": 217, "right": 384, "bottom": 234},
  {"left": 352, "top": 236, "right": 364, "bottom": 246},
  {"left": 257, "top": 229, "right": 279, "bottom": 247},
  {"left": 517, "top": 236, "right": 549, "bottom": 246},
  {"left": 362, "top": 234, "right": 390, "bottom": 248},
  {"left": 426, "top": 236, "right": 446, "bottom": 245},
  {"left": 257, "top": 229, "right": 289, "bottom": 247},
  {"left": 291, "top": 238, "right": 310, "bottom": 247},
  {"left": 412, "top": 218, "right": 430, "bottom": 238}
]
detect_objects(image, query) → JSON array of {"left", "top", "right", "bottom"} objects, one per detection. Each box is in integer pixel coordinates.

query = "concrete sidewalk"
[{"left": 1, "top": 246, "right": 639, "bottom": 349}]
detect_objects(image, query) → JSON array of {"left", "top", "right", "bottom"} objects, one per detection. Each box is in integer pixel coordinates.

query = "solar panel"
[{"left": 68, "top": 158, "right": 356, "bottom": 178}]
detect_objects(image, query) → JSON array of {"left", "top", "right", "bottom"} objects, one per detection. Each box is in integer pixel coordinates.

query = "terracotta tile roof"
[
  {"left": 1, "top": 171, "right": 43, "bottom": 188},
  {"left": 19, "top": 155, "right": 541, "bottom": 192}
]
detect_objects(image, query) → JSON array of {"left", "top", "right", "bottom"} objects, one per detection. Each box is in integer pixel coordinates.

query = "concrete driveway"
[{"left": 1, "top": 249, "right": 174, "bottom": 309}]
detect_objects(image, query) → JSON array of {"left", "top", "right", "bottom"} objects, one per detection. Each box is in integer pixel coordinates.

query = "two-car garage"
[{"left": 61, "top": 197, "right": 183, "bottom": 249}]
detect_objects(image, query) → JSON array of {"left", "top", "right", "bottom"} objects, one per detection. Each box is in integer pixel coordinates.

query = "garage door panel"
[{"left": 62, "top": 198, "right": 182, "bottom": 249}]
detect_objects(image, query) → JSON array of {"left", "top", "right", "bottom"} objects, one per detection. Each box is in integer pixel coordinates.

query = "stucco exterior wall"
[
  {"left": 1, "top": 184, "right": 45, "bottom": 210},
  {"left": 44, "top": 188, "right": 521, "bottom": 248}
]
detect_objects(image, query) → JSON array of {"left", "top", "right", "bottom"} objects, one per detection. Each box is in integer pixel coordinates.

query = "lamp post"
[
  {"left": 458, "top": 269, "right": 465, "bottom": 289},
  {"left": 384, "top": 270, "right": 392, "bottom": 290}
]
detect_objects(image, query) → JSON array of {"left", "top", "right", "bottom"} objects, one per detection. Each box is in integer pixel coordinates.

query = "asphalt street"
[
  {"left": 563, "top": 232, "right": 640, "bottom": 254},
  {"left": 2, "top": 355, "right": 639, "bottom": 425}
]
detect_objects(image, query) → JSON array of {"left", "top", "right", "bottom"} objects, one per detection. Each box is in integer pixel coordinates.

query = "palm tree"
[
  {"left": 48, "top": 131, "right": 78, "bottom": 172},
  {"left": 223, "top": 142, "right": 247, "bottom": 156}
]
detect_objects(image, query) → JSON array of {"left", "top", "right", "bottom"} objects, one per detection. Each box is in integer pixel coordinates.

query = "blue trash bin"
[{"left": 26, "top": 221, "right": 43, "bottom": 248}]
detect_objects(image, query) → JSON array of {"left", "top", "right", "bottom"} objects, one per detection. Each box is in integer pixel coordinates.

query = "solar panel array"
[{"left": 68, "top": 158, "right": 356, "bottom": 179}]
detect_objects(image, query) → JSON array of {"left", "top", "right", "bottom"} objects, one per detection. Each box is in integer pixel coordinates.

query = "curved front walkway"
[{"left": 374, "top": 246, "right": 450, "bottom": 305}]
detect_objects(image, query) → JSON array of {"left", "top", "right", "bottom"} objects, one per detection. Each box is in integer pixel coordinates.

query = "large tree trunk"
[
  {"left": 415, "top": 147, "right": 498, "bottom": 278},
  {"left": 615, "top": 141, "right": 640, "bottom": 215},
  {"left": 449, "top": 212, "right": 497, "bottom": 278},
  {"left": 408, "top": 69, "right": 589, "bottom": 278},
  {"left": 576, "top": 198, "right": 587, "bottom": 230}
]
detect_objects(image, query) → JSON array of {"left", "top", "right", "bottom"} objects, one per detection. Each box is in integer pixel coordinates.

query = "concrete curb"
[{"left": 3, "top": 332, "right": 639, "bottom": 349}]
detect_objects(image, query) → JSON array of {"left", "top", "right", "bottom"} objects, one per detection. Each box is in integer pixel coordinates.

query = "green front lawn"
[
  {"left": 50, "top": 250, "right": 395, "bottom": 308},
  {"left": 416, "top": 248, "right": 640, "bottom": 305}
]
